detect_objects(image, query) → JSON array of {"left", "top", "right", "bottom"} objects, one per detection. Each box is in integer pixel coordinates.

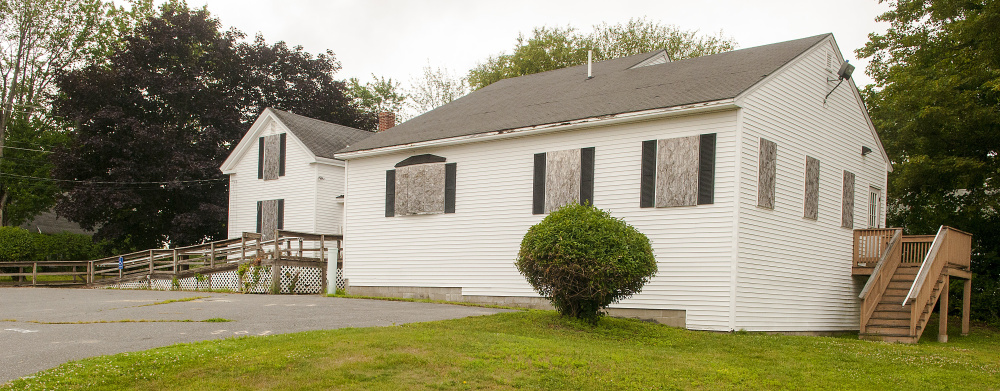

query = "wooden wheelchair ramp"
[{"left": 1, "top": 230, "right": 342, "bottom": 295}]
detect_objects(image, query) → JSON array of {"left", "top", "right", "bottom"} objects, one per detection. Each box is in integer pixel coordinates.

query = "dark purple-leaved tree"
[{"left": 52, "top": 2, "right": 373, "bottom": 250}]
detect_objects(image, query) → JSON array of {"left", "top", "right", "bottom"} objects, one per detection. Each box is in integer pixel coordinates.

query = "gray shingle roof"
[
  {"left": 19, "top": 210, "right": 94, "bottom": 235},
  {"left": 339, "top": 34, "right": 829, "bottom": 154},
  {"left": 268, "top": 108, "right": 374, "bottom": 159}
]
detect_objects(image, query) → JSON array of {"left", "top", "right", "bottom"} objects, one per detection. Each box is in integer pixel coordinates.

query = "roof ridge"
[{"left": 338, "top": 33, "right": 837, "bottom": 155}]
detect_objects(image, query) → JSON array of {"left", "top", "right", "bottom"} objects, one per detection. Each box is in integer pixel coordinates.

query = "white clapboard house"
[
  {"left": 220, "top": 108, "right": 374, "bottom": 240},
  {"left": 332, "top": 34, "right": 892, "bottom": 333}
]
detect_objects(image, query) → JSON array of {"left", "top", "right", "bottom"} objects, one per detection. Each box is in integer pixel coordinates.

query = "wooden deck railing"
[
  {"left": 900, "top": 235, "right": 935, "bottom": 264},
  {"left": 905, "top": 226, "right": 974, "bottom": 336},
  {"left": 1, "top": 230, "right": 342, "bottom": 288},
  {"left": 854, "top": 228, "right": 896, "bottom": 267},
  {"left": 858, "top": 228, "right": 903, "bottom": 333}
]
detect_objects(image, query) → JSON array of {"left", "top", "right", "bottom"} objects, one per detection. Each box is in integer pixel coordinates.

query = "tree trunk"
[{"left": 0, "top": 15, "right": 31, "bottom": 227}]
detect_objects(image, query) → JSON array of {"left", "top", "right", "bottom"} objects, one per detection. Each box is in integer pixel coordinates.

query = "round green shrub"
[
  {"left": 516, "top": 203, "right": 657, "bottom": 323},
  {"left": 0, "top": 226, "right": 33, "bottom": 262}
]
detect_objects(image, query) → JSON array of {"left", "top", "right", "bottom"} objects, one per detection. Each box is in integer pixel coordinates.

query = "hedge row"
[{"left": 0, "top": 226, "right": 108, "bottom": 262}]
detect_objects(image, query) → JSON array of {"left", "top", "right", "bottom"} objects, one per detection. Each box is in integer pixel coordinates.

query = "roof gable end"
[{"left": 220, "top": 108, "right": 373, "bottom": 174}]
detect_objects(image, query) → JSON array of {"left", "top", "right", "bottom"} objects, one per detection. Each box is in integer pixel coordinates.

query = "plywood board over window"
[
  {"left": 396, "top": 163, "right": 446, "bottom": 215},
  {"left": 258, "top": 133, "right": 286, "bottom": 180},
  {"left": 656, "top": 136, "right": 700, "bottom": 207},
  {"left": 639, "top": 134, "right": 715, "bottom": 208},
  {"left": 842, "top": 170, "right": 855, "bottom": 228},
  {"left": 384, "top": 155, "right": 457, "bottom": 217},
  {"left": 256, "top": 199, "right": 284, "bottom": 240},
  {"left": 545, "top": 149, "right": 582, "bottom": 212},
  {"left": 757, "top": 138, "right": 777, "bottom": 209},
  {"left": 532, "top": 147, "right": 596, "bottom": 214},
  {"left": 804, "top": 156, "right": 820, "bottom": 220}
]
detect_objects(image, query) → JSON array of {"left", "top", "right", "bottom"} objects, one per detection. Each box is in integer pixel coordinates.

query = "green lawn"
[{"left": 3, "top": 311, "right": 997, "bottom": 390}]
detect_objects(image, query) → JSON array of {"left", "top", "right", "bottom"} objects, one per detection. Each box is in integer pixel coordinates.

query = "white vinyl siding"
[
  {"left": 313, "top": 163, "right": 345, "bottom": 234},
  {"left": 733, "top": 38, "right": 889, "bottom": 332},
  {"left": 227, "top": 119, "right": 320, "bottom": 238},
  {"left": 344, "top": 111, "right": 740, "bottom": 331}
]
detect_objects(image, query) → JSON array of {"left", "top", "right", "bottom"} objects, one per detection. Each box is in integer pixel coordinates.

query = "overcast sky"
[{"left": 173, "top": 0, "right": 890, "bottom": 88}]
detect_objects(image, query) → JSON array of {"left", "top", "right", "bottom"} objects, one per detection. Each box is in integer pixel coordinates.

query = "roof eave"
[
  {"left": 335, "top": 99, "right": 738, "bottom": 160},
  {"left": 219, "top": 108, "right": 323, "bottom": 174},
  {"left": 219, "top": 108, "right": 277, "bottom": 174}
]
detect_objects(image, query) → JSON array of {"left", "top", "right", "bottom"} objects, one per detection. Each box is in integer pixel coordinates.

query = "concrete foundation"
[
  {"left": 347, "top": 285, "right": 688, "bottom": 327},
  {"left": 604, "top": 307, "right": 687, "bottom": 328}
]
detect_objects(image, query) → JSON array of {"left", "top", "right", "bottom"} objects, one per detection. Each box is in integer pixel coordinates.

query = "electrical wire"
[
  {"left": 1, "top": 145, "right": 54, "bottom": 153},
  {"left": 4, "top": 139, "right": 60, "bottom": 149},
  {"left": 0, "top": 172, "right": 225, "bottom": 185}
]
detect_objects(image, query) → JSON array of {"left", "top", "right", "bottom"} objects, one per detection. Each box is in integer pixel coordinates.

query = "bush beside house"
[{"left": 516, "top": 203, "right": 657, "bottom": 323}]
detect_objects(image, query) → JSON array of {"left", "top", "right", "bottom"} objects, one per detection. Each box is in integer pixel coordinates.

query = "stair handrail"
[
  {"left": 904, "top": 225, "right": 952, "bottom": 337},
  {"left": 904, "top": 225, "right": 946, "bottom": 306},
  {"left": 858, "top": 228, "right": 903, "bottom": 333}
]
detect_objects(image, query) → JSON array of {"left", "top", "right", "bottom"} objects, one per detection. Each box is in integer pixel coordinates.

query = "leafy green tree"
[
  {"left": 0, "top": 116, "right": 65, "bottom": 226},
  {"left": 51, "top": 2, "right": 372, "bottom": 249},
  {"left": 468, "top": 19, "right": 737, "bottom": 89},
  {"left": 516, "top": 203, "right": 657, "bottom": 323},
  {"left": 0, "top": 0, "right": 153, "bottom": 225},
  {"left": 346, "top": 75, "right": 408, "bottom": 122},
  {"left": 858, "top": 0, "right": 1000, "bottom": 324},
  {"left": 468, "top": 26, "right": 589, "bottom": 90},
  {"left": 407, "top": 64, "right": 469, "bottom": 115},
  {"left": 589, "top": 18, "right": 736, "bottom": 61}
]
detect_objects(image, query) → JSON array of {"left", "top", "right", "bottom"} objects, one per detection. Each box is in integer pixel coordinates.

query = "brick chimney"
[{"left": 377, "top": 112, "right": 395, "bottom": 132}]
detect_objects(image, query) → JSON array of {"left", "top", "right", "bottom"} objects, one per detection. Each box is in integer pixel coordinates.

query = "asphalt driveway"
[{"left": 0, "top": 288, "right": 509, "bottom": 384}]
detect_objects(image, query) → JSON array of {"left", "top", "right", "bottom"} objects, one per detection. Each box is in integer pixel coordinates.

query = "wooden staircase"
[
  {"left": 855, "top": 226, "right": 973, "bottom": 344},
  {"left": 861, "top": 265, "right": 946, "bottom": 343}
]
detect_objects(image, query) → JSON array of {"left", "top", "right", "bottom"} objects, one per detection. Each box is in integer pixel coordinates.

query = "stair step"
[
  {"left": 890, "top": 273, "right": 918, "bottom": 282},
  {"left": 894, "top": 266, "right": 921, "bottom": 274},
  {"left": 871, "top": 311, "right": 911, "bottom": 320},
  {"left": 883, "top": 287, "right": 909, "bottom": 296},
  {"left": 875, "top": 303, "right": 909, "bottom": 312},
  {"left": 867, "top": 318, "right": 910, "bottom": 327},
  {"left": 864, "top": 325, "right": 913, "bottom": 335},
  {"left": 888, "top": 281, "right": 912, "bottom": 289},
  {"left": 879, "top": 294, "right": 908, "bottom": 303},
  {"left": 859, "top": 333, "right": 919, "bottom": 344}
]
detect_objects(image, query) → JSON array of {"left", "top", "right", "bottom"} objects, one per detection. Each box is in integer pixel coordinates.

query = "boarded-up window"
[
  {"left": 804, "top": 156, "right": 820, "bottom": 220},
  {"left": 396, "top": 163, "right": 446, "bottom": 215},
  {"left": 757, "top": 138, "right": 777, "bottom": 209},
  {"left": 842, "top": 171, "right": 855, "bottom": 228},
  {"left": 532, "top": 147, "right": 596, "bottom": 214},
  {"left": 385, "top": 155, "right": 456, "bottom": 217},
  {"left": 258, "top": 134, "right": 286, "bottom": 180},
  {"left": 639, "top": 134, "right": 715, "bottom": 208},
  {"left": 256, "top": 199, "right": 284, "bottom": 240}
]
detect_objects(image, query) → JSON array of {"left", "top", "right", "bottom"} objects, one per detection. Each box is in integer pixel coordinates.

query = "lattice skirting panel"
[{"left": 103, "top": 265, "right": 329, "bottom": 294}]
